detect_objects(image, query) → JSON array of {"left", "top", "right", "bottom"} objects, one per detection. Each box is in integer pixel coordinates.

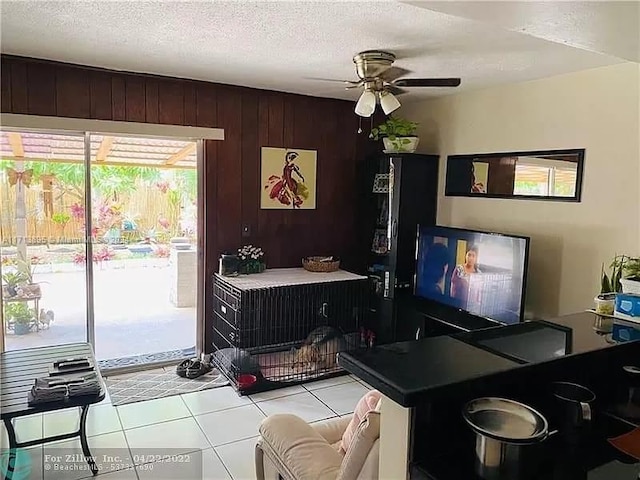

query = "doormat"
[
  {"left": 98, "top": 347, "right": 196, "bottom": 371},
  {"left": 105, "top": 369, "right": 229, "bottom": 406}
]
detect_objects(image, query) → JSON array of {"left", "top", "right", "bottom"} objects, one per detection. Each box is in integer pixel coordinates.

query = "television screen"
[{"left": 414, "top": 226, "right": 529, "bottom": 324}]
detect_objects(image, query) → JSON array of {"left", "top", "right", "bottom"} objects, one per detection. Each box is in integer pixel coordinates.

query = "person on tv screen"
[
  {"left": 450, "top": 244, "right": 481, "bottom": 307},
  {"left": 418, "top": 242, "right": 451, "bottom": 298}
]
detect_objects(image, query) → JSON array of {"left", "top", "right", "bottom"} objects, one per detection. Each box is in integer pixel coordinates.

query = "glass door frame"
[{"left": 0, "top": 127, "right": 89, "bottom": 352}]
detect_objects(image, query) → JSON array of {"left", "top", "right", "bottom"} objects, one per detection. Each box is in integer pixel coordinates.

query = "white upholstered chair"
[{"left": 255, "top": 410, "right": 380, "bottom": 480}]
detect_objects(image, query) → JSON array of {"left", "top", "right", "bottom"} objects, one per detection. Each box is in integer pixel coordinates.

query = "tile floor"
[{"left": 1, "top": 371, "right": 372, "bottom": 480}]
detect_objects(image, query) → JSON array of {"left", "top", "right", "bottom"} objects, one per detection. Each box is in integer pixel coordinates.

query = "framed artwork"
[
  {"left": 261, "top": 147, "right": 317, "bottom": 209},
  {"left": 372, "top": 173, "right": 390, "bottom": 193}
]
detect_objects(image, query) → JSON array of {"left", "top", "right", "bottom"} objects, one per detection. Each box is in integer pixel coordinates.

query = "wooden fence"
[{"left": 0, "top": 178, "right": 190, "bottom": 245}]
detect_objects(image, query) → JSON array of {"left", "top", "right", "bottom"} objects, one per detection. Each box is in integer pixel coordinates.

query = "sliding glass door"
[
  {"left": 1, "top": 129, "right": 199, "bottom": 367},
  {"left": 89, "top": 135, "right": 199, "bottom": 363}
]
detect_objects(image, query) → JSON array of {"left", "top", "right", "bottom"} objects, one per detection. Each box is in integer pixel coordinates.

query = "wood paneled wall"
[{"left": 0, "top": 55, "right": 371, "bottom": 351}]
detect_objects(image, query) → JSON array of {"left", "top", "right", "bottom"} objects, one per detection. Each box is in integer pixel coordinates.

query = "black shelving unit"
[{"left": 355, "top": 153, "right": 439, "bottom": 343}]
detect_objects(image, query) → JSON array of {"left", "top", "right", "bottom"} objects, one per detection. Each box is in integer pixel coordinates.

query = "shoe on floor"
[
  {"left": 186, "top": 360, "right": 212, "bottom": 379},
  {"left": 176, "top": 358, "right": 196, "bottom": 377}
]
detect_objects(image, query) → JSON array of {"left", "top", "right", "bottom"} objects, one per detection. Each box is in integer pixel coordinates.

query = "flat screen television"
[{"left": 414, "top": 226, "right": 530, "bottom": 325}]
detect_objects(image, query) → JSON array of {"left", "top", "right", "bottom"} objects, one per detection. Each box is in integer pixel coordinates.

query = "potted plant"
[
  {"left": 617, "top": 255, "right": 640, "bottom": 295},
  {"left": 370, "top": 116, "right": 420, "bottom": 153},
  {"left": 13, "top": 254, "right": 42, "bottom": 298},
  {"left": 2, "top": 270, "right": 28, "bottom": 298},
  {"left": 5, "top": 303, "right": 34, "bottom": 335},
  {"left": 595, "top": 254, "right": 640, "bottom": 315},
  {"left": 238, "top": 245, "right": 266, "bottom": 274}
]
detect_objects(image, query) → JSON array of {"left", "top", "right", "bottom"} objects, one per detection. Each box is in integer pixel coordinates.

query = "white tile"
[
  {"left": 0, "top": 413, "right": 43, "bottom": 446},
  {"left": 136, "top": 448, "right": 231, "bottom": 480},
  {"left": 248, "top": 385, "right": 305, "bottom": 402},
  {"left": 311, "top": 382, "right": 369, "bottom": 415},
  {"left": 257, "top": 392, "right": 335, "bottom": 423},
  {"left": 117, "top": 396, "right": 191, "bottom": 430},
  {"left": 215, "top": 437, "right": 258, "bottom": 480},
  {"left": 0, "top": 446, "right": 42, "bottom": 480},
  {"left": 43, "top": 431, "right": 131, "bottom": 480},
  {"left": 44, "top": 405, "right": 122, "bottom": 438},
  {"left": 196, "top": 404, "right": 265, "bottom": 447},
  {"left": 201, "top": 449, "right": 232, "bottom": 480},
  {"left": 304, "top": 375, "right": 355, "bottom": 391},
  {"left": 81, "top": 467, "right": 138, "bottom": 479},
  {"left": 182, "top": 386, "right": 251, "bottom": 416},
  {"left": 125, "top": 417, "right": 210, "bottom": 460}
]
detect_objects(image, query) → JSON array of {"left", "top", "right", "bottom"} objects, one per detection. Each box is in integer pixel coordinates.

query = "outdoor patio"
[{"left": 3, "top": 258, "right": 196, "bottom": 360}]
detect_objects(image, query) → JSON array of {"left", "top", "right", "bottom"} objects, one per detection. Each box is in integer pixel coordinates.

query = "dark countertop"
[
  {"left": 338, "top": 312, "right": 640, "bottom": 408},
  {"left": 338, "top": 335, "right": 518, "bottom": 407}
]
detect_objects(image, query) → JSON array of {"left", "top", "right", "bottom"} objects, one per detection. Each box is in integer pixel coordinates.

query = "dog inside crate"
[
  {"left": 214, "top": 326, "right": 358, "bottom": 385},
  {"left": 255, "top": 326, "right": 361, "bottom": 383}
]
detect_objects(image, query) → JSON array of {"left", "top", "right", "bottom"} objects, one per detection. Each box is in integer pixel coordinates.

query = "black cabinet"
[{"left": 355, "top": 153, "right": 439, "bottom": 343}]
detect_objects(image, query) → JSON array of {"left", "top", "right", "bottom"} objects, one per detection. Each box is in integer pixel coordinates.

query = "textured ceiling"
[
  {"left": 0, "top": 1, "right": 633, "bottom": 103},
  {"left": 406, "top": 1, "right": 640, "bottom": 62}
]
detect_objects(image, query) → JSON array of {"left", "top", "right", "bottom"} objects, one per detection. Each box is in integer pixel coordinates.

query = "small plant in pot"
[
  {"left": 370, "top": 116, "right": 419, "bottom": 153},
  {"left": 13, "top": 254, "right": 42, "bottom": 298},
  {"left": 595, "top": 261, "right": 621, "bottom": 315},
  {"left": 594, "top": 255, "right": 639, "bottom": 315},
  {"left": 616, "top": 255, "right": 640, "bottom": 295},
  {"left": 5, "top": 303, "right": 34, "bottom": 335},
  {"left": 2, "top": 270, "right": 28, "bottom": 298}
]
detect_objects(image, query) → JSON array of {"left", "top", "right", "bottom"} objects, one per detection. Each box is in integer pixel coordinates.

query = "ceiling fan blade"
[
  {"left": 379, "top": 66, "right": 412, "bottom": 82},
  {"left": 305, "top": 77, "right": 361, "bottom": 85},
  {"left": 393, "top": 78, "right": 461, "bottom": 88}
]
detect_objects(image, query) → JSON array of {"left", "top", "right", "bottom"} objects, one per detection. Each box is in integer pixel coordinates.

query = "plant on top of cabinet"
[{"left": 370, "top": 116, "right": 419, "bottom": 153}]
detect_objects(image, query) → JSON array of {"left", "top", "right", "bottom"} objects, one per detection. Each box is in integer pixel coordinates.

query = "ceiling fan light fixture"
[
  {"left": 354, "top": 90, "right": 376, "bottom": 117},
  {"left": 380, "top": 91, "right": 401, "bottom": 115}
]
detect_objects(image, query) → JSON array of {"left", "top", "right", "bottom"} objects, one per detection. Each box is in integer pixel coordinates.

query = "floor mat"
[
  {"left": 105, "top": 368, "right": 228, "bottom": 406},
  {"left": 98, "top": 346, "right": 196, "bottom": 371}
]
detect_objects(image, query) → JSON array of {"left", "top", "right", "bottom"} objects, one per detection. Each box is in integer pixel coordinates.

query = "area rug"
[{"left": 105, "top": 368, "right": 229, "bottom": 406}]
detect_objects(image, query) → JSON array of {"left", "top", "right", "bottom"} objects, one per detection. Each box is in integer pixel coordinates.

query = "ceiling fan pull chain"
[{"left": 357, "top": 116, "right": 363, "bottom": 134}]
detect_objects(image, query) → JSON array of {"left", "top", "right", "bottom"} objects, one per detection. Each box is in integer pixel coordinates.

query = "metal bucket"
[{"left": 463, "top": 397, "right": 550, "bottom": 480}]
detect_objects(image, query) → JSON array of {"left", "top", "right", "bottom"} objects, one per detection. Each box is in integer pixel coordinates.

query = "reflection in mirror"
[{"left": 446, "top": 149, "right": 585, "bottom": 202}]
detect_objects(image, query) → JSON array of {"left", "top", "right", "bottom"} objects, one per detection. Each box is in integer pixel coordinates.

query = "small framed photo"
[
  {"left": 371, "top": 228, "right": 389, "bottom": 254},
  {"left": 372, "top": 173, "right": 390, "bottom": 193}
]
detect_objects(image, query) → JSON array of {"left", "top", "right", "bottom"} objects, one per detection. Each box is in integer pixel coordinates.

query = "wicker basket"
[{"left": 302, "top": 256, "right": 340, "bottom": 273}]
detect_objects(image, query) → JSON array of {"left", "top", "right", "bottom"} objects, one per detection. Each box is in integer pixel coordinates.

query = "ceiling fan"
[{"left": 318, "top": 50, "right": 461, "bottom": 117}]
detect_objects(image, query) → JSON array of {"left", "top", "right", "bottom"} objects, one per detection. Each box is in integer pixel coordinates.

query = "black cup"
[
  {"left": 551, "top": 382, "right": 596, "bottom": 446},
  {"left": 552, "top": 382, "right": 595, "bottom": 424}
]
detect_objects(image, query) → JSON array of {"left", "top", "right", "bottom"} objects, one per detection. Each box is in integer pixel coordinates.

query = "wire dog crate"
[{"left": 211, "top": 268, "right": 369, "bottom": 395}]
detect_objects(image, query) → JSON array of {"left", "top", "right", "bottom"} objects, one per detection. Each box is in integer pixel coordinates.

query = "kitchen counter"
[
  {"left": 338, "top": 335, "right": 518, "bottom": 407},
  {"left": 338, "top": 311, "right": 640, "bottom": 479},
  {"left": 339, "top": 312, "right": 639, "bottom": 408}
]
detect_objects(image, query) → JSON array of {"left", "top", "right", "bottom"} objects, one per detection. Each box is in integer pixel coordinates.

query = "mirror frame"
[{"left": 445, "top": 148, "right": 585, "bottom": 202}]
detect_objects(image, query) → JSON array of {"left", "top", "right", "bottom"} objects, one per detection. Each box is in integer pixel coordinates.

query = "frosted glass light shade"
[
  {"left": 380, "top": 91, "right": 401, "bottom": 115},
  {"left": 354, "top": 90, "right": 376, "bottom": 117}
]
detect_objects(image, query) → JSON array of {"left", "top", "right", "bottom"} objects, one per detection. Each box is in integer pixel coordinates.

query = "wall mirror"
[{"left": 445, "top": 149, "right": 585, "bottom": 202}]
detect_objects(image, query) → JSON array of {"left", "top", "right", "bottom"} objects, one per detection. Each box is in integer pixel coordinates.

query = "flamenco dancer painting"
[{"left": 261, "top": 147, "right": 317, "bottom": 210}]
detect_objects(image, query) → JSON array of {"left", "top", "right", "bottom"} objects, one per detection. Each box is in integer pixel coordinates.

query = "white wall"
[{"left": 401, "top": 62, "right": 640, "bottom": 318}]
